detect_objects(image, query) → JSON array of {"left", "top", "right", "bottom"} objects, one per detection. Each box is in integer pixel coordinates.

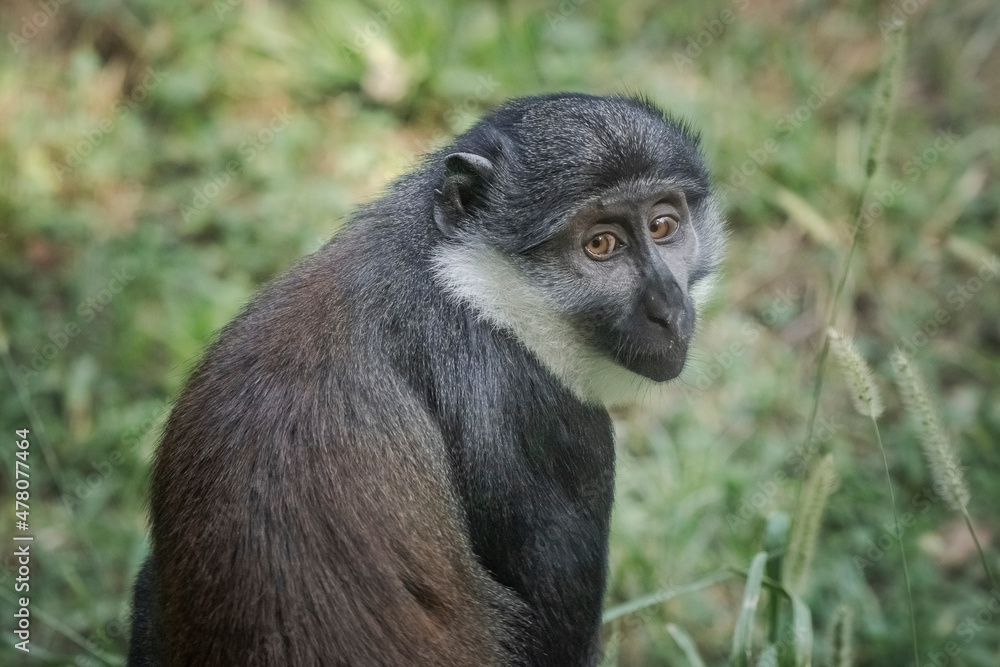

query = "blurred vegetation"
[{"left": 1, "top": 0, "right": 999, "bottom": 664}]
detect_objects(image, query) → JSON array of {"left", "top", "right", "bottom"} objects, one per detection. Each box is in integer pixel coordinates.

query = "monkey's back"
[{"left": 139, "top": 230, "right": 524, "bottom": 666}]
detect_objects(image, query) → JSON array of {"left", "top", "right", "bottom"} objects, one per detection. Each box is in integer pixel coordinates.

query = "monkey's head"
[{"left": 430, "top": 93, "right": 725, "bottom": 405}]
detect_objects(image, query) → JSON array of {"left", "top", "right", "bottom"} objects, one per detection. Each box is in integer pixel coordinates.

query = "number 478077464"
[{"left": 15, "top": 429, "right": 30, "bottom": 525}]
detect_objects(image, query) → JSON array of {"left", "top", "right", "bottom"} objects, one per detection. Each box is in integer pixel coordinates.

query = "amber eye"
[
  {"left": 649, "top": 215, "right": 679, "bottom": 241},
  {"left": 584, "top": 233, "right": 619, "bottom": 260}
]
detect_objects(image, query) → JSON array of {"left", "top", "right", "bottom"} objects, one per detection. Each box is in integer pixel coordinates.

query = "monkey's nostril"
[
  {"left": 644, "top": 293, "right": 681, "bottom": 333},
  {"left": 645, "top": 299, "right": 690, "bottom": 337},
  {"left": 647, "top": 313, "right": 672, "bottom": 331}
]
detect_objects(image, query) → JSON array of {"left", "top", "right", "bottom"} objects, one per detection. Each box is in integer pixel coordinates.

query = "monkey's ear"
[{"left": 433, "top": 152, "right": 495, "bottom": 238}]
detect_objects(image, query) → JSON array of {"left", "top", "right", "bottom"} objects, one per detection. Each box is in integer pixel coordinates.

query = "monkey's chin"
[{"left": 623, "top": 345, "right": 689, "bottom": 383}]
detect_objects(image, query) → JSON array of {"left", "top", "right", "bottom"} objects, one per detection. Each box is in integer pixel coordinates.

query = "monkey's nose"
[{"left": 643, "top": 289, "right": 690, "bottom": 337}]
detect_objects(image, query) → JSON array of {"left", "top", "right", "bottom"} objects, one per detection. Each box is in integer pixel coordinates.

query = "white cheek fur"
[
  {"left": 690, "top": 273, "right": 719, "bottom": 311},
  {"left": 431, "top": 241, "right": 670, "bottom": 407}
]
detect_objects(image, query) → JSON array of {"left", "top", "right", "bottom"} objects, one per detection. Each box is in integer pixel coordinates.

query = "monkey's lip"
[
  {"left": 594, "top": 314, "right": 692, "bottom": 381},
  {"left": 627, "top": 335, "right": 689, "bottom": 382}
]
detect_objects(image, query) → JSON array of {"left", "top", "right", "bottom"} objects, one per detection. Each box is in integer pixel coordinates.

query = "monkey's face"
[
  {"left": 521, "top": 180, "right": 705, "bottom": 382},
  {"left": 430, "top": 95, "right": 724, "bottom": 400}
]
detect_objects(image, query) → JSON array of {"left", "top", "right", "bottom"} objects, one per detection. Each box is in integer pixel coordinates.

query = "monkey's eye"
[
  {"left": 649, "top": 215, "right": 679, "bottom": 241},
  {"left": 584, "top": 233, "right": 620, "bottom": 260}
]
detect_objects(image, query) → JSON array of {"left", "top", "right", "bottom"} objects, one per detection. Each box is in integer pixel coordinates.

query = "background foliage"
[{"left": 1, "top": 0, "right": 998, "bottom": 664}]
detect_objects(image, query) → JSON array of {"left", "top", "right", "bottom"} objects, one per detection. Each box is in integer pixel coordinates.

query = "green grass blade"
[
  {"left": 764, "top": 512, "right": 790, "bottom": 581},
  {"left": 667, "top": 623, "right": 708, "bottom": 667},
  {"left": 789, "top": 594, "right": 813, "bottom": 667},
  {"left": 602, "top": 570, "right": 735, "bottom": 624},
  {"left": 757, "top": 645, "right": 778, "bottom": 667},
  {"left": 750, "top": 575, "right": 814, "bottom": 667},
  {"left": 730, "top": 551, "right": 768, "bottom": 667},
  {"left": 764, "top": 512, "right": 791, "bottom": 643}
]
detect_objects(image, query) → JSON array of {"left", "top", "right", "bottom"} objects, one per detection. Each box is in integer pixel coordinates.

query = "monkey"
[{"left": 127, "top": 92, "right": 725, "bottom": 667}]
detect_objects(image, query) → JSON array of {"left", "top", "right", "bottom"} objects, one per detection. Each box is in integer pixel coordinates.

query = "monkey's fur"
[{"left": 128, "top": 93, "right": 724, "bottom": 666}]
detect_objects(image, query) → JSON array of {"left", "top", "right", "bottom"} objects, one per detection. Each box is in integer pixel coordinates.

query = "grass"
[{"left": 1, "top": 0, "right": 999, "bottom": 664}]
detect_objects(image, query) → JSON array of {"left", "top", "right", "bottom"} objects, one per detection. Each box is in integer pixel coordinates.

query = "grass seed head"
[
  {"left": 890, "top": 351, "right": 969, "bottom": 512},
  {"left": 828, "top": 329, "right": 884, "bottom": 418}
]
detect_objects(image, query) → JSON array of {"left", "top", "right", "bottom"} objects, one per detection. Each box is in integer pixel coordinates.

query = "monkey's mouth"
[
  {"left": 600, "top": 315, "right": 692, "bottom": 383},
  {"left": 624, "top": 301, "right": 694, "bottom": 381},
  {"left": 628, "top": 335, "right": 690, "bottom": 382}
]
